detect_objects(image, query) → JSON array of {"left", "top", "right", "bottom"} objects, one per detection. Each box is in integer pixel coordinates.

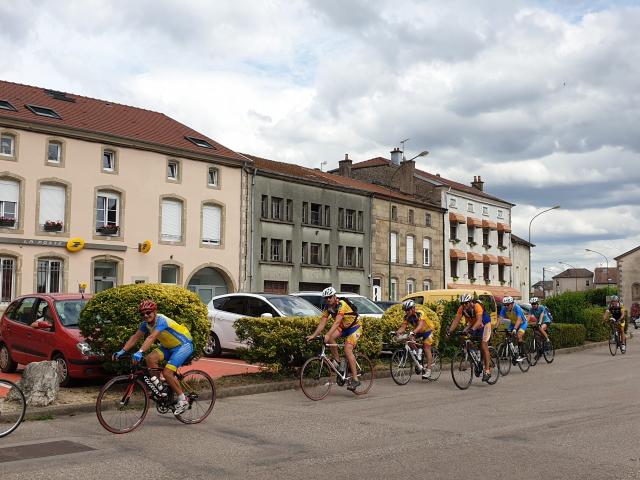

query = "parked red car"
[{"left": 0, "top": 293, "right": 104, "bottom": 386}]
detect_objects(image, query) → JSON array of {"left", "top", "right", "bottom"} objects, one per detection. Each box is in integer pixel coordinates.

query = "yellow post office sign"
[
  {"left": 66, "top": 237, "right": 85, "bottom": 252},
  {"left": 138, "top": 240, "right": 152, "bottom": 254}
]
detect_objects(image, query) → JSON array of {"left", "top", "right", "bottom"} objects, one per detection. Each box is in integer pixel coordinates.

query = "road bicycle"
[
  {"left": 388, "top": 331, "right": 442, "bottom": 385},
  {"left": 0, "top": 379, "right": 26, "bottom": 438},
  {"left": 527, "top": 324, "right": 555, "bottom": 366},
  {"left": 497, "top": 330, "right": 531, "bottom": 375},
  {"left": 95, "top": 356, "right": 216, "bottom": 434},
  {"left": 450, "top": 332, "right": 499, "bottom": 390},
  {"left": 299, "top": 336, "right": 374, "bottom": 400},
  {"left": 608, "top": 320, "right": 625, "bottom": 356}
]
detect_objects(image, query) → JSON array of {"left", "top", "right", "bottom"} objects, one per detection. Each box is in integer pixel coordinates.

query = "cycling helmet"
[
  {"left": 402, "top": 299, "right": 416, "bottom": 311},
  {"left": 530, "top": 297, "right": 539, "bottom": 304},
  {"left": 322, "top": 286, "right": 336, "bottom": 298},
  {"left": 502, "top": 296, "right": 514, "bottom": 304},
  {"left": 611, "top": 295, "right": 619, "bottom": 302},
  {"left": 459, "top": 293, "right": 473, "bottom": 303},
  {"left": 139, "top": 299, "right": 157, "bottom": 312}
]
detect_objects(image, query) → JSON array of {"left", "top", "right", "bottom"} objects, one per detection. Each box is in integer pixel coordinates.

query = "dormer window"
[
  {"left": 185, "top": 136, "right": 214, "bottom": 149},
  {"left": 0, "top": 100, "right": 17, "bottom": 112},
  {"left": 25, "top": 105, "right": 61, "bottom": 119}
]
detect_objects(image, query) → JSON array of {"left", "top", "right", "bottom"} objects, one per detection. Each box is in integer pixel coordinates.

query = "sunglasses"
[{"left": 141, "top": 310, "right": 154, "bottom": 317}]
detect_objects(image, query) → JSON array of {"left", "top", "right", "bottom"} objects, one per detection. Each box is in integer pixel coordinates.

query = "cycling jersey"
[
  {"left": 500, "top": 304, "right": 528, "bottom": 333},
  {"left": 530, "top": 305, "right": 551, "bottom": 324},
  {"left": 405, "top": 312, "right": 435, "bottom": 346},
  {"left": 139, "top": 314, "right": 193, "bottom": 349},
  {"left": 608, "top": 304, "right": 624, "bottom": 321},
  {"left": 323, "top": 300, "right": 360, "bottom": 329},
  {"left": 457, "top": 303, "right": 491, "bottom": 326}
]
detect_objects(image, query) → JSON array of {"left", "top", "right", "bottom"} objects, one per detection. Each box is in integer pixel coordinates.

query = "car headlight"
[{"left": 76, "top": 342, "right": 93, "bottom": 355}]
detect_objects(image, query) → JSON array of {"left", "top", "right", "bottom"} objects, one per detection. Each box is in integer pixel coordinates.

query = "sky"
[{"left": 1, "top": 0, "right": 638, "bottom": 283}]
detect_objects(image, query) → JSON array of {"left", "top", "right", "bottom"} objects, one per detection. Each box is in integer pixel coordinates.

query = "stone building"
[{"left": 614, "top": 246, "right": 640, "bottom": 309}]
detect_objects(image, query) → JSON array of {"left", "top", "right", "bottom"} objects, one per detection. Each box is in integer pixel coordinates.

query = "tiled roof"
[
  {"left": 614, "top": 245, "right": 640, "bottom": 261},
  {"left": 552, "top": 268, "right": 593, "bottom": 279},
  {"left": 0, "top": 80, "right": 246, "bottom": 163},
  {"left": 511, "top": 233, "right": 534, "bottom": 247},
  {"left": 594, "top": 267, "right": 618, "bottom": 284}
]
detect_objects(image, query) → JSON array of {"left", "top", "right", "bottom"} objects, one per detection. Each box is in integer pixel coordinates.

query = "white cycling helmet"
[
  {"left": 503, "top": 296, "right": 514, "bottom": 304},
  {"left": 402, "top": 299, "right": 415, "bottom": 311},
  {"left": 459, "top": 293, "right": 473, "bottom": 303},
  {"left": 322, "top": 286, "right": 336, "bottom": 298},
  {"left": 530, "top": 297, "right": 539, "bottom": 304},
  {"left": 611, "top": 295, "right": 620, "bottom": 302}
]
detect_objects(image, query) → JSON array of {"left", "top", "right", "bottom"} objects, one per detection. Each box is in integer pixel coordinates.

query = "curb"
[{"left": 20, "top": 339, "right": 615, "bottom": 420}]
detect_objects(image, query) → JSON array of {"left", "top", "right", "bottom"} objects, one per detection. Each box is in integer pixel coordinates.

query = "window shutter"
[
  {"left": 202, "top": 205, "right": 221, "bottom": 244},
  {"left": 406, "top": 236, "right": 414, "bottom": 264},
  {"left": 161, "top": 199, "right": 182, "bottom": 241},
  {"left": 0, "top": 179, "right": 19, "bottom": 202},
  {"left": 39, "top": 185, "right": 65, "bottom": 225},
  {"left": 390, "top": 233, "right": 397, "bottom": 262}
]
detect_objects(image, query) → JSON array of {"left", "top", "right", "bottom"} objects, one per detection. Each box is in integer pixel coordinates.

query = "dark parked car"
[{"left": 0, "top": 293, "right": 104, "bottom": 385}]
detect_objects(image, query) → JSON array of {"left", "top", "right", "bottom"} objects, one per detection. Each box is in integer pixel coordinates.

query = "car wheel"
[
  {"left": 203, "top": 332, "right": 222, "bottom": 357},
  {"left": 0, "top": 343, "right": 18, "bottom": 373},
  {"left": 53, "top": 354, "right": 72, "bottom": 387}
]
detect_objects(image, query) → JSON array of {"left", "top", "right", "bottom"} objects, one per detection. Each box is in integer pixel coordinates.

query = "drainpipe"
[
  {"left": 442, "top": 210, "right": 446, "bottom": 289},
  {"left": 368, "top": 193, "right": 373, "bottom": 296},
  {"left": 249, "top": 167, "right": 257, "bottom": 292}
]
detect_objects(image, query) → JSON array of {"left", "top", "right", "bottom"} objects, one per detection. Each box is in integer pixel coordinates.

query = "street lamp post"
[
  {"left": 585, "top": 248, "right": 610, "bottom": 290},
  {"left": 559, "top": 261, "right": 577, "bottom": 292},
  {"left": 541, "top": 265, "right": 559, "bottom": 298},
  {"left": 528, "top": 205, "right": 560, "bottom": 301},
  {"left": 388, "top": 149, "right": 429, "bottom": 300}
]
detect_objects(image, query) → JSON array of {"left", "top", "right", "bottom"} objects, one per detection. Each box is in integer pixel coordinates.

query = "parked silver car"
[
  {"left": 205, "top": 293, "right": 321, "bottom": 356},
  {"left": 291, "top": 292, "right": 385, "bottom": 319}
]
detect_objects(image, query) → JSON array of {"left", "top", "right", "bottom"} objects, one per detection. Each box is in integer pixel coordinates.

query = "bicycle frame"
[
  {"left": 314, "top": 340, "right": 358, "bottom": 382},
  {"left": 393, "top": 334, "right": 424, "bottom": 370},
  {"left": 460, "top": 337, "right": 483, "bottom": 372}
]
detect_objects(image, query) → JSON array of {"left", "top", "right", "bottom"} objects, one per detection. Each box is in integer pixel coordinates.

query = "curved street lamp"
[
  {"left": 585, "top": 248, "right": 610, "bottom": 290},
  {"left": 528, "top": 205, "right": 560, "bottom": 300}
]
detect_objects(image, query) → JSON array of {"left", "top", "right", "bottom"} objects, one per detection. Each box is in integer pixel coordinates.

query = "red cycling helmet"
[{"left": 139, "top": 299, "right": 157, "bottom": 312}]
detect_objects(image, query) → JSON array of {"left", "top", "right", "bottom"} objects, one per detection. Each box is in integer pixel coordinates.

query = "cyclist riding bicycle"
[
  {"left": 446, "top": 293, "right": 493, "bottom": 382},
  {"left": 499, "top": 296, "right": 527, "bottom": 361},
  {"left": 306, "top": 287, "right": 362, "bottom": 392},
  {"left": 604, "top": 295, "right": 626, "bottom": 353},
  {"left": 395, "top": 299, "right": 436, "bottom": 379},
  {"left": 113, "top": 300, "right": 194, "bottom": 415},
  {"left": 529, "top": 297, "right": 552, "bottom": 344}
]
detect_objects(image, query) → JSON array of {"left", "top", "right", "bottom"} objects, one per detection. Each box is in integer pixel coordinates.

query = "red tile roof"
[
  {"left": 0, "top": 80, "right": 246, "bottom": 163},
  {"left": 593, "top": 267, "right": 618, "bottom": 284}
]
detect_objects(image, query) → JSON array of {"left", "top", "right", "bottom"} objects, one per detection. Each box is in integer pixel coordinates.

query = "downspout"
[
  {"left": 368, "top": 193, "right": 374, "bottom": 297},
  {"left": 249, "top": 166, "right": 257, "bottom": 292},
  {"left": 442, "top": 209, "right": 446, "bottom": 289}
]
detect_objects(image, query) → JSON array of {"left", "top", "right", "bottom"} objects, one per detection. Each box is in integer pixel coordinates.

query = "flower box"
[
  {"left": 500, "top": 280, "right": 507, "bottom": 286},
  {"left": 452, "top": 276, "right": 459, "bottom": 282},
  {"left": 0, "top": 217, "right": 16, "bottom": 227},
  {"left": 470, "top": 278, "right": 477, "bottom": 284},
  {"left": 97, "top": 225, "right": 119, "bottom": 235},
  {"left": 43, "top": 221, "right": 63, "bottom": 232}
]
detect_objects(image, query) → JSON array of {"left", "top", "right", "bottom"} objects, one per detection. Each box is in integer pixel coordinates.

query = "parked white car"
[
  {"left": 291, "top": 292, "right": 385, "bottom": 319},
  {"left": 205, "top": 293, "right": 321, "bottom": 356}
]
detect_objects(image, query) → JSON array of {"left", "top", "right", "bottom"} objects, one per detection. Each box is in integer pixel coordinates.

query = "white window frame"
[
  {"left": 0, "top": 134, "right": 15, "bottom": 157},
  {"left": 390, "top": 278, "right": 398, "bottom": 301},
  {"left": 161, "top": 199, "right": 183, "bottom": 242},
  {"left": 406, "top": 279, "right": 415, "bottom": 295},
  {"left": 0, "top": 256, "right": 16, "bottom": 303},
  {"left": 47, "top": 141, "right": 61, "bottom": 164},
  {"left": 208, "top": 167, "right": 219, "bottom": 187},
  {"left": 37, "top": 258, "right": 63, "bottom": 293},
  {"left": 102, "top": 150, "right": 115, "bottom": 172},
  {"left": 406, "top": 235, "right": 415, "bottom": 264},
  {"left": 422, "top": 280, "right": 431, "bottom": 291},
  {"left": 0, "top": 179, "right": 19, "bottom": 228},
  {"left": 39, "top": 184, "right": 66, "bottom": 230},
  {"left": 449, "top": 197, "right": 457, "bottom": 208},
  {"left": 482, "top": 206, "right": 489, "bottom": 216},
  {"left": 497, "top": 209, "right": 504, "bottom": 219},
  {"left": 423, "top": 238, "right": 431, "bottom": 266},
  {"left": 202, "top": 204, "right": 222, "bottom": 245},
  {"left": 161, "top": 264, "right": 179, "bottom": 284},
  {"left": 390, "top": 232, "right": 397, "bottom": 263},
  {"left": 96, "top": 191, "right": 120, "bottom": 232},
  {"left": 467, "top": 202, "right": 474, "bottom": 213},
  {"left": 167, "top": 160, "right": 179, "bottom": 180}
]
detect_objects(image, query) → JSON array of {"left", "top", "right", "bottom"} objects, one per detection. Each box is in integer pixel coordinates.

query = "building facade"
[
  {"left": 552, "top": 268, "right": 594, "bottom": 294},
  {"left": 510, "top": 234, "right": 533, "bottom": 302},
  {"left": 614, "top": 246, "right": 640, "bottom": 309},
  {"left": 0, "top": 81, "right": 248, "bottom": 308}
]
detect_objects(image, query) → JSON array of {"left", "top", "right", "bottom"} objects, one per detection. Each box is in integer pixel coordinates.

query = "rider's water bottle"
[
  {"left": 150, "top": 376, "right": 166, "bottom": 396},
  {"left": 416, "top": 348, "right": 423, "bottom": 360}
]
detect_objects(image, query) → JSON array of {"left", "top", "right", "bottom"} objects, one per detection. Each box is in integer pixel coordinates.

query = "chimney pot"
[
  {"left": 390, "top": 147, "right": 402, "bottom": 165},
  {"left": 471, "top": 175, "right": 485, "bottom": 191},
  {"left": 338, "top": 154, "right": 353, "bottom": 178}
]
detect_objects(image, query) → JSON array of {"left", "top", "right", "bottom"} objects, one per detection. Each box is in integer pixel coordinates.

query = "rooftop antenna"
[{"left": 400, "top": 138, "right": 409, "bottom": 161}]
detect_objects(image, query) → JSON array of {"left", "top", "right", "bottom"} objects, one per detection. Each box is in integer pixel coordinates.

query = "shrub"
[
  {"left": 583, "top": 286, "right": 618, "bottom": 307},
  {"left": 545, "top": 323, "right": 586, "bottom": 349},
  {"left": 580, "top": 306, "right": 609, "bottom": 341},
  {"left": 543, "top": 291, "right": 589, "bottom": 324},
  {"left": 79, "top": 284, "right": 209, "bottom": 369}
]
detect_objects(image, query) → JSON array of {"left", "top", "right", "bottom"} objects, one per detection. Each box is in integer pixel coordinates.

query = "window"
[
  {"left": 358, "top": 247, "right": 363, "bottom": 268},
  {"left": 406, "top": 235, "right": 414, "bottom": 264},
  {"left": 285, "top": 240, "right": 292, "bottom": 263},
  {"left": 390, "top": 232, "right": 397, "bottom": 263},
  {"left": 450, "top": 259, "right": 458, "bottom": 278},
  {"left": 345, "top": 209, "right": 355, "bottom": 229},
  {"left": 406, "top": 279, "right": 415, "bottom": 295},
  {"left": 161, "top": 199, "right": 183, "bottom": 242},
  {"left": 260, "top": 238, "right": 267, "bottom": 261},
  {"left": 357, "top": 211, "right": 363, "bottom": 231},
  {"left": 499, "top": 265, "right": 505, "bottom": 282},
  {"left": 422, "top": 280, "right": 431, "bottom": 291},
  {"left": 483, "top": 228, "right": 490, "bottom": 246},
  {"left": 39, "top": 184, "right": 65, "bottom": 231},
  {"left": 35, "top": 259, "right": 62, "bottom": 293},
  {"left": 498, "top": 231, "right": 504, "bottom": 248},
  {"left": 423, "top": 238, "right": 431, "bottom": 266},
  {"left": 207, "top": 167, "right": 219, "bottom": 187},
  {"left": 482, "top": 206, "right": 489, "bottom": 216},
  {"left": 270, "top": 239, "right": 282, "bottom": 262},
  {"left": 323, "top": 245, "right": 330, "bottom": 265},
  {"left": 497, "top": 209, "right": 504, "bottom": 219},
  {"left": 0, "top": 179, "right": 19, "bottom": 228},
  {"left": 632, "top": 283, "right": 640, "bottom": 300},
  {"left": 338, "top": 245, "right": 344, "bottom": 266},
  {"left": 0, "top": 257, "right": 16, "bottom": 302},
  {"left": 467, "top": 202, "right": 474, "bottom": 212},
  {"left": 167, "top": 160, "right": 179, "bottom": 180},
  {"left": 345, "top": 247, "right": 356, "bottom": 267},
  {"left": 285, "top": 199, "right": 293, "bottom": 222},
  {"left": 390, "top": 278, "right": 398, "bottom": 301},
  {"left": 468, "top": 226, "right": 475, "bottom": 244},
  {"left": 468, "top": 262, "right": 475, "bottom": 280},
  {"left": 185, "top": 136, "right": 214, "bottom": 149},
  {"left": 94, "top": 260, "right": 118, "bottom": 292},
  {"left": 263, "top": 280, "right": 288, "bottom": 295},
  {"left": 302, "top": 242, "right": 308, "bottom": 264},
  {"left": 484, "top": 263, "right": 490, "bottom": 281},
  {"left": 586, "top": 280, "right": 590, "bottom": 287},
  {"left": 102, "top": 150, "right": 116, "bottom": 172},
  {"left": 0, "top": 100, "right": 17, "bottom": 111},
  {"left": 26, "top": 104, "right": 61, "bottom": 119},
  {"left": 310, "top": 203, "right": 322, "bottom": 226},
  {"left": 408, "top": 209, "right": 414, "bottom": 224},
  {"left": 391, "top": 205, "right": 398, "bottom": 221},
  {"left": 0, "top": 133, "right": 15, "bottom": 157},
  {"left": 47, "top": 141, "right": 62, "bottom": 163},
  {"left": 310, "top": 243, "right": 321, "bottom": 265},
  {"left": 450, "top": 223, "right": 458, "bottom": 240},
  {"left": 302, "top": 202, "right": 309, "bottom": 224},
  {"left": 338, "top": 208, "right": 344, "bottom": 228},
  {"left": 324, "top": 206, "right": 331, "bottom": 227},
  {"left": 449, "top": 198, "right": 457, "bottom": 208},
  {"left": 271, "top": 197, "right": 283, "bottom": 220},
  {"left": 202, "top": 204, "right": 222, "bottom": 245},
  {"left": 161, "top": 264, "right": 179, "bottom": 284},
  {"left": 261, "top": 195, "right": 268, "bottom": 218},
  {"left": 425, "top": 213, "right": 432, "bottom": 227}
]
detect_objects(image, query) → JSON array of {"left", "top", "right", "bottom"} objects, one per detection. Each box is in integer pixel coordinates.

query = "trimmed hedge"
[
  {"left": 543, "top": 323, "right": 586, "bottom": 349},
  {"left": 79, "top": 283, "right": 210, "bottom": 369},
  {"left": 581, "top": 306, "right": 609, "bottom": 341}
]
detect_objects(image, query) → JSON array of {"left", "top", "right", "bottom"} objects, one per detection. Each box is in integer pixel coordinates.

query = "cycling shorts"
[
  {"left": 339, "top": 324, "right": 362, "bottom": 346},
  {"left": 612, "top": 319, "right": 626, "bottom": 329},
  {"left": 509, "top": 321, "right": 528, "bottom": 335},
  {"left": 154, "top": 342, "right": 194, "bottom": 372},
  {"left": 470, "top": 323, "right": 492, "bottom": 342},
  {"left": 415, "top": 330, "right": 433, "bottom": 346}
]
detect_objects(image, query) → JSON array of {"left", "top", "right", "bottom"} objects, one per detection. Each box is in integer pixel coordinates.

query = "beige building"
[
  {"left": 552, "top": 268, "right": 594, "bottom": 294},
  {"left": 510, "top": 234, "right": 533, "bottom": 302},
  {"left": 614, "top": 246, "right": 640, "bottom": 309},
  {"left": 0, "top": 81, "right": 249, "bottom": 308}
]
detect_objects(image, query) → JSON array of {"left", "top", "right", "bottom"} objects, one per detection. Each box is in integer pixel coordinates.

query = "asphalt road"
[{"left": 2, "top": 343, "right": 639, "bottom": 480}]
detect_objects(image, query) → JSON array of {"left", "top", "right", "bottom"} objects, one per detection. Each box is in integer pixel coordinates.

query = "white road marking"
[{"left": 197, "top": 358, "right": 266, "bottom": 369}]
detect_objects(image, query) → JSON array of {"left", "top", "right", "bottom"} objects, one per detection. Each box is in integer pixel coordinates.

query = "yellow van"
[{"left": 400, "top": 289, "right": 498, "bottom": 326}]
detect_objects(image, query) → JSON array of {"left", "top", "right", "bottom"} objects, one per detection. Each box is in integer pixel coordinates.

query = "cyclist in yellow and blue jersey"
[
  {"left": 499, "top": 296, "right": 528, "bottom": 361},
  {"left": 307, "top": 287, "right": 362, "bottom": 392},
  {"left": 604, "top": 296, "right": 626, "bottom": 353},
  {"left": 395, "top": 299, "right": 436, "bottom": 379},
  {"left": 114, "top": 300, "right": 193, "bottom": 414}
]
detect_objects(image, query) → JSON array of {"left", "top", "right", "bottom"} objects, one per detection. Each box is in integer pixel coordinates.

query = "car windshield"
[
  {"left": 54, "top": 300, "right": 89, "bottom": 327},
  {"left": 268, "top": 296, "right": 321, "bottom": 317},
  {"left": 347, "top": 297, "right": 384, "bottom": 314}
]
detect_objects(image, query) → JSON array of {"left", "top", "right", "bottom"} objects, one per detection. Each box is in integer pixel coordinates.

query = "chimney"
[
  {"left": 471, "top": 175, "right": 484, "bottom": 191},
  {"left": 338, "top": 154, "right": 352, "bottom": 177},
  {"left": 390, "top": 147, "right": 402, "bottom": 165},
  {"left": 398, "top": 159, "right": 416, "bottom": 195}
]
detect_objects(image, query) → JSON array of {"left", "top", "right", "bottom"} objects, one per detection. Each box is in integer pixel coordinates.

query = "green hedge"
[
  {"left": 544, "top": 323, "right": 586, "bottom": 349},
  {"left": 79, "top": 283, "right": 210, "bottom": 370},
  {"left": 580, "top": 306, "right": 609, "bottom": 341}
]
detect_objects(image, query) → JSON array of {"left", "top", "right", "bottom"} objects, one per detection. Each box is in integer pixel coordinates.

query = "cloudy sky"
[{"left": 2, "top": 0, "right": 638, "bottom": 282}]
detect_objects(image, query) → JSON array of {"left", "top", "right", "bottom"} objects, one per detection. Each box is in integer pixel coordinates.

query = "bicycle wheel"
[
  {"left": 497, "top": 343, "right": 511, "bottom": 376},
  {"left": 0, "top": 380, "right": 26, "bottom": 438},
  {"left": 176, "top": 369, "right": 216, "bottom": 424},
  {"left": 300, "top": 357, "right": 332, "bottom": 400},
  {"left": 518, "top": 343, "right": 531, "bottom": 373},
  {"left": 451, "top": 349, "right": 473, "bottom": 390},
  {"left": 543, "top": 340, "right": 555, "bottom": 363},
  {"left": 528, "top": 337, "right": 539, "bottom": 367},
  {"left": 608, "top": 331, "right": 617, "bottom": 356},
  {"left": 390, "top": 349, "right": 412, "bottom": 385},
  {"left": 352, "top": 352, "right": 374, "bottom": 395},
  {"left": 96, "top": 375, "right": 149, "bottom": 434},
  {"left": 426, "top": 347, "right": 443, "bottom": 381},
  {"left": 486, "top": 347, "right": 500, "bottom": 385}
]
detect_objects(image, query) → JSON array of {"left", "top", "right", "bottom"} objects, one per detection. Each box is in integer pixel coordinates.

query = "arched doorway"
[{"left": 187, "top": 267, "right": 230, "bottom": 304}]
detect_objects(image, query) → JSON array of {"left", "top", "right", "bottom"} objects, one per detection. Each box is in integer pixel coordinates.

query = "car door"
[
  {"left": 3, "top": 297, "right": 39, "bottom": 364},
  {"left": 246, "top": 297, "right": 279, "bottom": 318},
  {"left": 212, "top": 296, "right": 247, "bottom": 350},
  {"left": 29, "top": 299, "right": 56, "bottom": 362}
]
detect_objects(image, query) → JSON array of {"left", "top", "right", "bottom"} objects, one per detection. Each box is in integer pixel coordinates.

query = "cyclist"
[
  {"left": 499, "top": 296, "right": 528, "bottom": 361},
  {"left": 113, "top": 300, "right": 193, "bottom": 415},
  {"left": 604, "top": 295, "right": 626, "bottom": 353},
  {"left": 529, "top": 297, "right": 552, "bottom": 344},
  {"left": 395, "top": 299, "right": 436, "bottom": 379},
  {"left": 446, "top": 293, "right": 493, "bottom": 382},
  {"left": 306, "top": 286, "right": 362, "bottom": 392}
]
